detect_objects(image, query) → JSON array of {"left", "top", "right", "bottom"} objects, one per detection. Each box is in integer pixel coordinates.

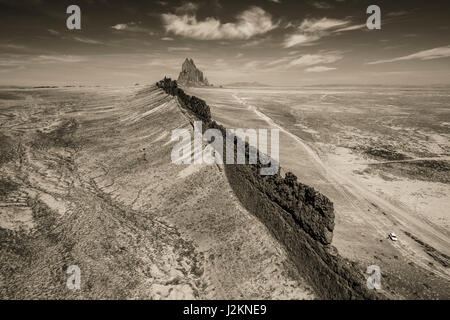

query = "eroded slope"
[{"left": 0, "top": 85, "right": 313, "bottom": 299}]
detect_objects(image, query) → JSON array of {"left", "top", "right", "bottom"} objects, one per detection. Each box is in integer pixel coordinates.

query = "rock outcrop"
[
  {"left": 177, "top": 58, "right": 210, "bottom": 87},
  {"left": 157, "top": 77, "right": 333, "bottom": 245},
  {"left": 156, "top": 77, "right": 382, "bottom": 299}
]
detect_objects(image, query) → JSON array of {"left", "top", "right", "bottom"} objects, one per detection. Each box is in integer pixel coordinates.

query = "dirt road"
[
  {"left": 228, "top": 92, "right": 450, "bottom": 298},
  {"left": 0, "top": 85, "right": 314, "bottom": 299}
]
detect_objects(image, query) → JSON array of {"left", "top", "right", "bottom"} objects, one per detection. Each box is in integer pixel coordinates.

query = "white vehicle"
[{"left": 389, "top": 232, "right": 398, "bottom": 241}]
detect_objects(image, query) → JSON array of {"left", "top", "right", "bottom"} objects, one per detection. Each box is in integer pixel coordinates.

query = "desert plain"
[{"left": 0, "top": 84, "right": 449, "bottom": 299}]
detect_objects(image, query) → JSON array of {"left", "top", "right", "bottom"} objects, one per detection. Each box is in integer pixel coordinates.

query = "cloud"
[
  {"left": 268, "top": 0, "right": 281, "bottom": 3},
  {"left": 284, "top": 21, "right": 294, "bottom": 29},
  {"left": 47, "top": 29, "right": 60, "bottom": 35},
  {"left": 284, "top": 17, "right": 361, "bottom": 47},
  {"left": 298, "top": 18, "right": 349, "bottom": 33},
  {"left": 167, "top": 46, "right": 193, "bottom": 52},
  {"left": 162, "top": 6, "right": 277, "bottom": 40},
  {"left": 387, "top": 11, "right": 410, "bottom": 17},
  {"left": 111, "top": 22, "right": 153, "bottom": 34},
  {"left": 175, "top": 2, "right": 199, "bottom": 14},
  {"left": 311, "top": 2, "right": 334, "bottom": 9},
  {"left": 284, "top": 34, "right": 320, "bottom": 47},
  {"left": 367, "top": 46, "right": 450, "bottom": 65},
  {"left": 334, "top": 24, "right": 365, "bottom": 32},
  {"left": 267, "top": 57, "right": 291, "bottom": 66},
  {"left": 112, "top": 23, "right": 130, "bottom": 30},
  {"left": 0, "top": 44, "right": 28, "bottom": 50},
  {"left": 305, "top": 66, "right": 337, "bottom": 72},
  {"left": 73, "top": 37, "right": 103, "bottom": 45},
  {"left": 289, "top": 52, "right": 343, "bottom": 66},
  {"left": 161, "top": 37, "right": 174, "bottom": 41},
  {"left": 37, "top": 55, "right": 86, "bottom": 63}
]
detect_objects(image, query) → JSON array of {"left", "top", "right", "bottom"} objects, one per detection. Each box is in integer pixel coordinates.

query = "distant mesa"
[{"left": 177, "top": 58, "right": 211, "bottom": 87}]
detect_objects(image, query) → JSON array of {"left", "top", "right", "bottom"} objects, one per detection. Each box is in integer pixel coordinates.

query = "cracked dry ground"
[{"left": 0, "top": 86, "right": 314, "bottom": 299}]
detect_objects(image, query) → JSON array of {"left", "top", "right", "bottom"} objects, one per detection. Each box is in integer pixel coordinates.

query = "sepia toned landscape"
[
  {"left": 189, "top": 85, "right": 450, "bottom": 298},
  {"left": 0, "top": 0, "right": 449, "bottom": 301},
  {"left": 1, "top": 79, "right": 449, "bottom": 299},
  {"left": 0, "top": 85, "right": 319, "bottom": 299}
]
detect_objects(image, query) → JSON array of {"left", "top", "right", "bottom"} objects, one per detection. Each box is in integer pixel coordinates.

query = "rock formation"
[
  {"left": 177, "top": 58, "right": 210, "bottom": 87},
  {"left": 157, "top": 77, "right": 380, "bottom": 299}
]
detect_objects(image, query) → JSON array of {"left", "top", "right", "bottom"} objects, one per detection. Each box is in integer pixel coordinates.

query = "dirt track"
[
  {"left": 0, "top": 85, "right": 314, "bottom": 299},
  {"left": 230, "top": 92, "right": 450, "bottom": 297},
  {"left": 1, "top": 85, "right": 448, "bottom": 299},
  {"left": 186, "top": 87, "right": 449, "bottom": 299}
]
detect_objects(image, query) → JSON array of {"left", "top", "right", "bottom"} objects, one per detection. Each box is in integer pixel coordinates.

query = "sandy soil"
[
  {"left": 188, "top": 86, "right": 450, "bottom": 299},
  {"left": 0, "top": 85, "right": 314, "bottom": 299}
]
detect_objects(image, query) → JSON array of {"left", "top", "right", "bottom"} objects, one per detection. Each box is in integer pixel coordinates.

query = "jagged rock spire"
[{"left": 177, "top": 58, "right": 210, "bottom": 87}]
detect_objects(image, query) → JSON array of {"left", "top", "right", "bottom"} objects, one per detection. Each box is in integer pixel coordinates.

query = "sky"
[{"left": 0, "top": 0, "right": 449, "bottom": 86}]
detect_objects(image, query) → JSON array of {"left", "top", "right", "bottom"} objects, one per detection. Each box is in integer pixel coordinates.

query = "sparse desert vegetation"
[
  {"left": 1, "top": 83, "right": 449, "bottom": 299},
  {"left": 0, "top": 85, "right": 314, "bottom": 299},
  {"left": 188, "top": 85, "right": 450, "bottom": 299}
]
